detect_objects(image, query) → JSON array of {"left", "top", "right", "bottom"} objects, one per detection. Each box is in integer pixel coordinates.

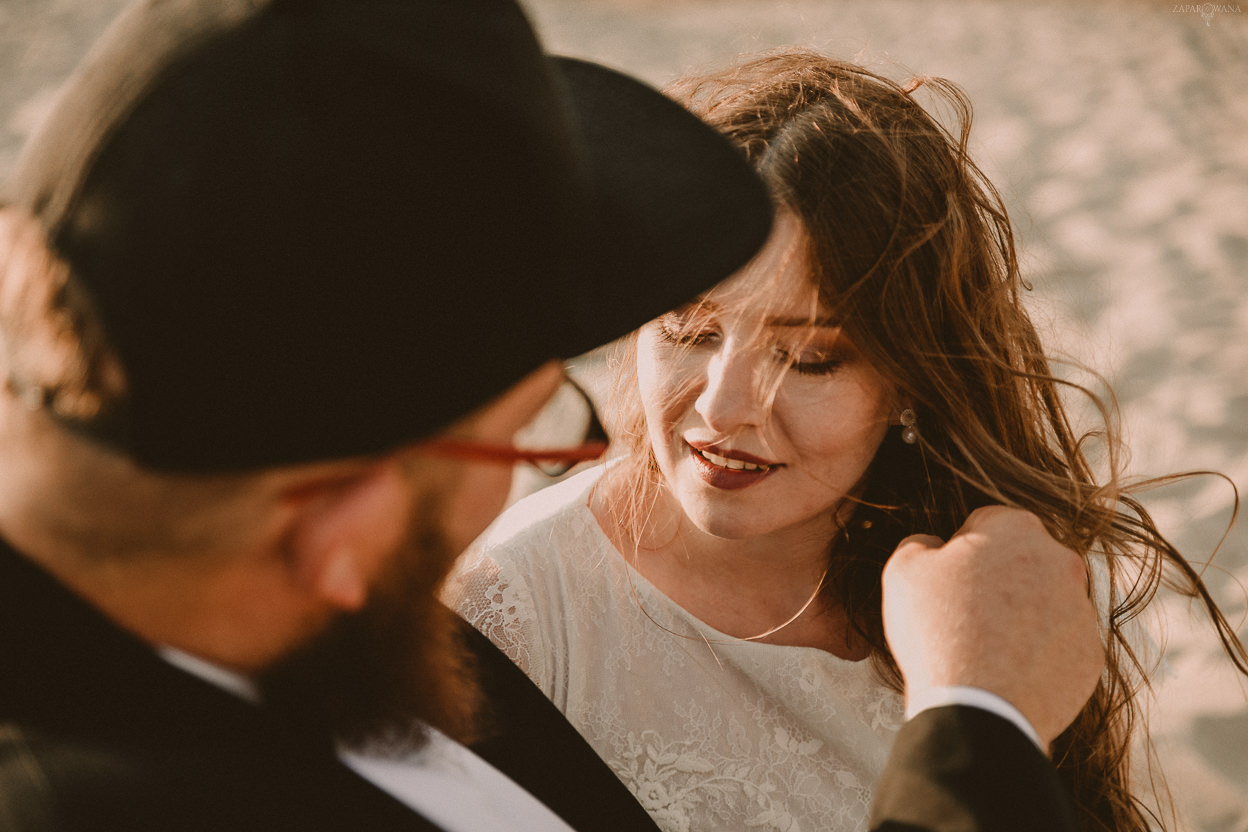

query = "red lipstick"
[{"left": 686, "top": 442, "right": 779, "bottom": 490}]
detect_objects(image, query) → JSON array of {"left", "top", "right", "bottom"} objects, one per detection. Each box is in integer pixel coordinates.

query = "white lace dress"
[{"left": 448, "top": 467, "right": 904, "bottom": 832}]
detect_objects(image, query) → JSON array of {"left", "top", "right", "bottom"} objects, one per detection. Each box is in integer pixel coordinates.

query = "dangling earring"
[{"left": 899, "top": 408, "right": 919, "bottom": 445}]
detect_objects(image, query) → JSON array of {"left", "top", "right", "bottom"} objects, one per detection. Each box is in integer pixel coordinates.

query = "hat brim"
[
  {"left": 549, "top": 57, "right": 774, "bottom": 358},
  {"left": 1, "top": 3, "right": 773, "bottom": 472}
]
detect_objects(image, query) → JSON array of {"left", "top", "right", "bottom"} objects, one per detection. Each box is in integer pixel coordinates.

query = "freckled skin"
[
  {"left": 883, "top": 506, "right": 1104, "bottom": 749},
  {"left": 637, "top": 212, "right": 896, "bottom": 544}
]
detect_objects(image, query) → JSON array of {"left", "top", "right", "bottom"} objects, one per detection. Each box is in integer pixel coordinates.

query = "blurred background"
[{"left": 3, "top": 0, "right": 1245, "bottom": 828}]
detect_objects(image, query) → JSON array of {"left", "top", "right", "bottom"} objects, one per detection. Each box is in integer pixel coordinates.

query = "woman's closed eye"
[
  {"left": 656, "top": 311, "right": 720, "bottom": 347},
  {"left": 657, "top": 313, "right": 849, "bottom": 376},
  {"left": 771, "top": 335, "right": 848, "bottom": 376},
  {"left": 775, "top": 347, "right": 844, "bottom": 375}
]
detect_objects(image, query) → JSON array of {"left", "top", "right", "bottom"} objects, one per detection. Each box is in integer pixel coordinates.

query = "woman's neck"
[{"left": 590, "top": 474, "right": 870, "bottom": 659}]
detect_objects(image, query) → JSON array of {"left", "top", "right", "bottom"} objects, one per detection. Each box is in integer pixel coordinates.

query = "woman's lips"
[{"left": 686, "top": 442, "right": 780, "bottom": 490}]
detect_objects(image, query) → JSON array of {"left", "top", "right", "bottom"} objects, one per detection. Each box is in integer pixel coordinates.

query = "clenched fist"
[{"left": 881, "top": 506, "right": 1104, "bottom": 748}]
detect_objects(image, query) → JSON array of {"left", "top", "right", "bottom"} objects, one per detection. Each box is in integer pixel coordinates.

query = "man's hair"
[
  {"left": 0, "top": 208, "right": 287, "bottom": 560},
  {"left": 0, "top": 207, "right": 127, "bottom": 427}
]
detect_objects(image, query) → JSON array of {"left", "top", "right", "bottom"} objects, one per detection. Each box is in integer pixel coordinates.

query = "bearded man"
[
  {"left": 0, "top": 0, "right": 770, "bottom": 829},
  {"left": 0, "top": 1, "right": 1102, "bottom": 830}
]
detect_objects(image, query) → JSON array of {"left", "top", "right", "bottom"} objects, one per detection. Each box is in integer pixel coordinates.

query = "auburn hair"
[{"left": 599, "top": 48, "right": 1246, "bottom": 831}]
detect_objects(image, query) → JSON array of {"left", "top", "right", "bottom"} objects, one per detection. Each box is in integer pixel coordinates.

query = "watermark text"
[{"left": 1172, "top": 3, "right": 1243, "bottom": 25}]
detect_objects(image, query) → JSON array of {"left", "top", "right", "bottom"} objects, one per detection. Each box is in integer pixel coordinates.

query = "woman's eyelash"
[
  {"left": 657, "top": 319, "right": 844, "bottom": 375},
  {"left": 656, "top": 317, "right": 717, "bottom": 345},
  {"left": 790, "top": 356, "right": 844, "bottom": 376},
  {"left": 774, "top": 347, "right": 845, "bottom": 376}
]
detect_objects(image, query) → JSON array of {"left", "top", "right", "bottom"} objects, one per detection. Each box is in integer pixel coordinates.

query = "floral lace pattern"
[{"left": 447, "top": 468, "right": 903, "bottom": 832}]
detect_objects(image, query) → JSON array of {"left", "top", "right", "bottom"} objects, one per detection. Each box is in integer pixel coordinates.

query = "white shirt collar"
[
  {"left": 155, "top": 644, "right": 261, "bottom": 704},
  {"left": 153, "top": 644, "right": 574, "bottom": 832}
]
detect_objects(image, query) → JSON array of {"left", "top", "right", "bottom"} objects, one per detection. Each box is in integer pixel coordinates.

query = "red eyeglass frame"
[
  {"left": 411, "top": 377, "right": 609, "bottom": 476},
  {"left": 412, "top": 438, "right": 608, "bottom": 467}
]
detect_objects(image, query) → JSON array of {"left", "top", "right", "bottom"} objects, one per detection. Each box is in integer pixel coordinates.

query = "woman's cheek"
[
  {"left": 638, "top": 342, "right": 702, "bottom": 426},
  {"left": 780, "top": 371, "right": 894, "bottom": 455}
]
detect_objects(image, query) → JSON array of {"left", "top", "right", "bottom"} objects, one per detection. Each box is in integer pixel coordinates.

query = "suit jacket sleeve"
[{"left": 870, "top": 705, "right": 1080, "bottom": 832}]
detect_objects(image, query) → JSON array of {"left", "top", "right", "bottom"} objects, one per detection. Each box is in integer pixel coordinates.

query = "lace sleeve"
[{"left": 445, "top": 547, "right": 552, "bottom": 695}]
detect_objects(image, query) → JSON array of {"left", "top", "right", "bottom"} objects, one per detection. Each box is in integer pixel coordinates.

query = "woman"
[{"left": 449, "top": 49, "right": 1246, "bottom": 831}]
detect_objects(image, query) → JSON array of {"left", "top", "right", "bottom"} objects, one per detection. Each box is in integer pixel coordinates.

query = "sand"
[{"left": 3, "top": 0, "right": 1245, "bottom": 828}]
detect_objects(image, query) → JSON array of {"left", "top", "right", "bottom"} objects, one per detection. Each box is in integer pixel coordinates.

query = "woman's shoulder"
[{"left": 474, "top": 465, "right": 607, "bottom": 558}]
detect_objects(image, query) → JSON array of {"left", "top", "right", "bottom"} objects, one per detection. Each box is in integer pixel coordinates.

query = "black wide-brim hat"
[{"left": 3, "top": 0, "right": 772, "bottom": 472}]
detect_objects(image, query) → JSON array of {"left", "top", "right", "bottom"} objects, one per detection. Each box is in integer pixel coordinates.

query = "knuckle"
[
  {"left": 889, "top": 534, "right": 942, "bottom": 564},
  {"left": 965, "top": 504, "right": 1006, "bottom": 524},
  {"left": 965, "top": 505, "right": 1042, "bottom": 534},
  {"left": 896, "top": 532, "right": 941, "bottom": 550},
  {"left": 1010, "top": 508, "right": 1045, "bottom": 530}
]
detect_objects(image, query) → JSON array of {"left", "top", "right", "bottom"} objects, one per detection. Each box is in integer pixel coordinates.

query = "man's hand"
[{"left": 881, "top": 506, "right": 1104, "bottom": 748}]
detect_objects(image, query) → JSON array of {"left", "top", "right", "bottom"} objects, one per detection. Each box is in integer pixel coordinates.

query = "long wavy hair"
[{"left": 597, "top": 48, "right": 1247, "bottom": 831}]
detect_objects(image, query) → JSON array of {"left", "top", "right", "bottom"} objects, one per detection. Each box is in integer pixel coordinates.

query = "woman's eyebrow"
[
  {"left": 764, "top": 315, "right": 841, "bottom": 328},
  {"left": 669, "top": 298, "right": 721, "bottom": 316}
]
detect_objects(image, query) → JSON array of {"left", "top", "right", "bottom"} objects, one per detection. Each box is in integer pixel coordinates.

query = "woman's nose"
[{"left": 693, "top": 345, "right": 768, "bottom": 433}]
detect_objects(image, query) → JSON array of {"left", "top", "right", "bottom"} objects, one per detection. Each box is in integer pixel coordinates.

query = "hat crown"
[
  {"left": 4, "top": 0, "right": 773, "bottom": 471},
  {"left": 8, "top": 0, "right": 592, "bottom": 467}
]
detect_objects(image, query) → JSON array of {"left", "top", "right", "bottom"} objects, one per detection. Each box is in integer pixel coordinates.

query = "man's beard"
[{"left": 255, "top": 486, "right": 481, "bottom": 753}]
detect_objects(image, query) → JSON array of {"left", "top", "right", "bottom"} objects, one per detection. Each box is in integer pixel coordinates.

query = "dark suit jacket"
[
  {"left": 870, "top": 707, "right": 1080, "bottom": 831},
  {"left": 0, "top": 540, "right": 653, "bottom": 832},
  {"left": 0, "top": 536, "right": 1078, "bottom": 832}
]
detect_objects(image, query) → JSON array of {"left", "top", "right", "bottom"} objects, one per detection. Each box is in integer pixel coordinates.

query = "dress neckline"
[{"left": 558, "top": 465, "right": 875, "bottom": 669}]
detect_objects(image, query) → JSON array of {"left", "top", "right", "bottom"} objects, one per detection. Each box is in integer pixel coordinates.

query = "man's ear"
[{"left": 281, "top": 461, "right": 410, "bottom": 611}]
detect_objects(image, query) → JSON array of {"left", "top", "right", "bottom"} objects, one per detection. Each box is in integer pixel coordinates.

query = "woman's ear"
[{"left": 280, "top": 461, "right": 410, "bottom": 611}]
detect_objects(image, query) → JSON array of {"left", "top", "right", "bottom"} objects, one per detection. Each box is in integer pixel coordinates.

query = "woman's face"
[{"left": 637, "top": 212, "right": 896, "bottom": 542}]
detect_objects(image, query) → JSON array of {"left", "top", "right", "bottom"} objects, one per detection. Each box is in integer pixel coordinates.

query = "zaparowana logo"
[{"left": 1172, "top": 3, "right": 1243, "bottom": 25}]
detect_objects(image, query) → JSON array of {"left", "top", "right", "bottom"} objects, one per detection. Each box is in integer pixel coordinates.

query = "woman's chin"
[{"left": 677, "top": 498, "right": 771, "bottom": 541}]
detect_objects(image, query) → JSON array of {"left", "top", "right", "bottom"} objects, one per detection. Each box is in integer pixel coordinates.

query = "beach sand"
[
  {"left": 524, "top": 5, "right": 1248, "bottom": 827},
  {"left": 3, "top": 0, "right": 1245, "bottom": 828}
]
